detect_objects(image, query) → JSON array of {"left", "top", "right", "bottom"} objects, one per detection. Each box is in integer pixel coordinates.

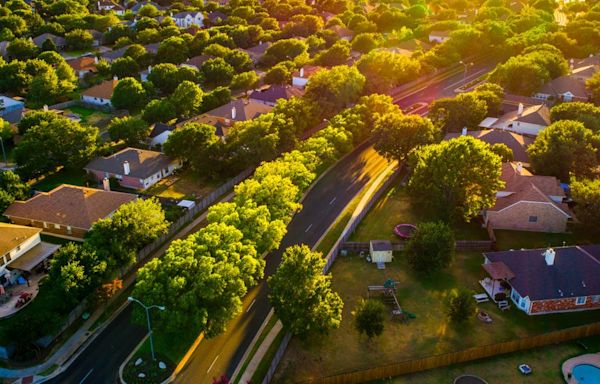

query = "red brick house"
[
  {"left": 3, "top": 185, "right": 137, "bottom": 239},
  {"left": 85, "top": 148, "right": 182, "bottom": 190},
  {"left": 482, "top": 246, "right": 600, "bottom": 315}
]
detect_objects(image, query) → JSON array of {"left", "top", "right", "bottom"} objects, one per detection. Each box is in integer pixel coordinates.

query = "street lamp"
[
  {"left": 459, "top": 60, "right": 473, "bottom": 82},
  {"left": 128, "top": 296, "right": 165, "bottom": 361}
]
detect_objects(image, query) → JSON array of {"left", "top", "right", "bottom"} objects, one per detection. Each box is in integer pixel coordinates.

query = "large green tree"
[
  {"left": 268, "top": 245, "right": 343, "bottom": 339},
  {"left": 234, "top": 175, "right": 301, "bottom": 223},
  {"left": 305, "top": 66, "right": 365, "bottom": 116},
  {"left": 169, "top": 81, "right": 203, "bottom": 118},
  {"left": 163, "top": 122, "right": 220, "bottom": 175},
  {"left": 408, "top": 136, "right": 504, "bottom": 221},
  {"left": 405, "top": 221, "right": 455, "bottom": 274},
  {"left": 570, "top": 178, "right": 600, "bottom": 234},
  {"left": 354, "top": 299, "right": 386, "bottom": 339},
  {"left": 374, "top": 113, "right": 439, "bottom": 162},
  {"left": 111, "top": 77, "right": 146, "bottom": 110},
  {"left": 428, "top": 92, "right": 488, "bottom": 133},
  {"left": 107, "top": 116, "right": 150, "bottom": 146},
  {"left": 588, "top": 72, "right": 600, "bottom": 105},
  {"left": 551, "top": 102, "right": 600, "bottom": 132},
  {"left": 0, "top": 171, "right": 29, "bottom": 213}
]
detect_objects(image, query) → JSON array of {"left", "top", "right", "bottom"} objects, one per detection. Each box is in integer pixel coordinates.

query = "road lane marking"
[
  {"left": 246, "top": 299, "right": 256, "bottom": 313},
  {"left": 305, "top": 224, "right": 313, "bottom": 232},
  {"left": 329, "top": 197, "right": 336, "bottom": 205},
  {"left": 207, "top": 355, "right": 219, "bottom": 374},
  {"left": 443, "top": 68, "right": 487, "bottom": 91},
  {"left": 79, "top": 369, "right": 93, "bottom": 384}
]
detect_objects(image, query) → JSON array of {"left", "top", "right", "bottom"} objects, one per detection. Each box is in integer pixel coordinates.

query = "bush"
[
  {"left": 354, "top": 299, "right": 386, "bottom": 339},
  {"left": 445, "top": 288, "right": 476, "bottom": 322},
  {"left": 404, "top": 221, "right": 455, "bottom": 274}
]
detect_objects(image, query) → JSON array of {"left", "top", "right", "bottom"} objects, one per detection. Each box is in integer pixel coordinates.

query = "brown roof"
[
  {"left": 490, "top": 163, "right": 570, "bottom": 215},
  {"left": 85, "top": 147, "right": 177, "bottom": 179},
  {"left": 483, "top": 261, "right": 515, "bottom": 280},
  {"left": 444, "top": 130, "right": 534, "bottom": 164},
  {"left": 68, "top": 56, "right": 97, "bottom": 72},
  {"left": 202, "top": 99, "right": 273, "bottom": 123},
  {"left": 4, "top": 185, "right": 137, "bottom": 230},
  {"left": 182, "top": 55, "right": 212, "bottom": 69},
  {"left": 538, "top": 76, "right": 589, "bottom": 99},
  {"left": 0, "top": 223, "right": 42, "bottom": 256},
  {"left": 82, "top": 79, "right": 118, "bottom": 100},
  {"left": 292, "top": 65, "right": 325, "bottom": 78}
]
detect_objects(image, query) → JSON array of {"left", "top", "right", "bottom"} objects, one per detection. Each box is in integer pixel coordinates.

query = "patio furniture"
[
  {"left": 518, "top": 364, "right": 532, "bottom": 375},
  {"left": 473, "top": 293, "right": 489, "bottom": 303},
  {"left": 477, "top": 310, "right": 492, "bottom": 323},
  {"left": 498, "top": 300, "right": 510, "bottom": 311},
  {"left": 15, "top": 292, "right": 32, "bottom": 308}
]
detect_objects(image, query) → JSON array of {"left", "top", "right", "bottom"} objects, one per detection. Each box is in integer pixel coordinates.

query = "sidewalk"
[
  {"left": 0, "top": 192, "right": 235, "bottom": 382},
  {"left": 238, "top": 320, "right": 283, "bottom": 384}
]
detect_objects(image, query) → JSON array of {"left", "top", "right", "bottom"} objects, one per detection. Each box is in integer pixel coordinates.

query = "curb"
[{"left": 118, "top": 334, "right": 150, "bottom": 384}]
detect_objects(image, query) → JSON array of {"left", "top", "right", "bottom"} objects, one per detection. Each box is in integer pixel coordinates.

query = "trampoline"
[
  {"left": 394, "top": 224, "right": 417, "bottom": 239},
  {"left": 453, "top": 375, "right": 489, "bottom": 384}
]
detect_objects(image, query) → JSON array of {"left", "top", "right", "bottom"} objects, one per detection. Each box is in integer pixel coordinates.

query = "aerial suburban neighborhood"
[{"left": 0, "top": 0, "right": 598, "bottom": 383}]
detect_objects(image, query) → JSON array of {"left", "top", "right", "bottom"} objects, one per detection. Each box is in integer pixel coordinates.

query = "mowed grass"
[
  {"left": 145, "top": 170, "right": 220, "bottom": 200},
  {"left": 274, "top": 253, "right": 599, "bottom": 382},
  {"left": 386, "top": 336, "right": 600, "bottom": 384},
  {"left": 31, "top": 169, "right": 88, "bottom": 192}
]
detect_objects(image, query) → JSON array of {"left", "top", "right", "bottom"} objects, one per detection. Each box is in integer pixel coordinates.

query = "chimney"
[
  {"left": 231, "top": 106, "right": 237, "bottom": 120},
  {"left": 544, "top": 248, "right": 556, "bottom": 266},
  {"left": 94, "top": 56, "right": 99, "bottom": 64},
  {"left": 461, "top": 127, "right": 467, "bottom": 136},
  {"left": 43, "top": 105, "right": 48, "bottom": 111},
  {"left": 516, "top": 162, "right": 523, "bottom": 174},
  {"left": 147, "top": 65, "right": 152, "bottom": 73},
  {"left": 517, "top": 103, "right": 524, "bottom": 115},
  {"left": 113, "top": 75, "right": 118, "bottom": 81},
  {"left": 300, "top": 67, "right": 304, "bottom": 78},
  {"left": 102, "top": 177, "right": 110, "bottom": 191},
  {"left": 123, "top": 161, "right": 130, "bottom": 176}
]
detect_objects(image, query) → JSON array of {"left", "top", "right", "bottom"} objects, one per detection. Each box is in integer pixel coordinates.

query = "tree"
[
  {"left": 28, "top": 70, "right": 61, "bottom": 104},
  {"left": 0, "top": 171, "right": 28, "bottom": 213},
  {"left": 146, "top": 63, "right": 180, "bottom": 95},
  {"left": 356, "top": 50, "right": 421, "bottom": 94},
  {"left": 261, "top": 38, "right": 308, "bottom": 66},
  {"left": 170, "top": 81, "right": 203, "bottom": 118},
  {"left": 110, "top": 57, "right": 140, "bottom": 79},
  {"left": 86, "top": 198, "right": 168, "bottom": 273},
  {"left": 428, "top": 93, "right": 488, "bottom": 133},
  {"left": 107, "top": 116, "right": 149, "bottom": 146},
  {"left": 157, "top": 36, "right": 189, "bottom": 64},
  {"left": 351, "top": 33, "right": 382, "bottom": 53},
  {"left": 570, "top": 178, "right": 600, "bottom": 234},
  {"left": 588, "top": 72, "right": 600, "bottom": 105},
  {"left": 374, "top": 113, "right": 439, "bottom": 162},
  {"left": 305, "top": 66, "right": 365, "bottom": 116},
  {"left": 142, "top": 98, "right": 176, "bottom": 124},
  {"left": 354, "top": 299, "right": 385, "bottom": 339},
  {"left": 253, "top": 155, "right": 316, "bottom": 192},
  {"left": 18, "top": 110, "right": 61, "bottom": 135},
  {"left": 312, "top": 40, "right": 351, "bottom": 66},
  {"left": 231, "top": 71, "right": 259, "bottom": 95},
  {"left": 405, "top": 221, "right": 455, "bottom": 274},
  {"left": 15, "top": 118, "right": 99, "bottom": 180},
  {"left": 445, "top": 288, "right": 476, "bottom": 322},
  {"left": 234, "top": 175, "right": 301, "bottom": 222},
  {"left": 41, "top": 38, "right": 58, "bottom": 52},
  {"left": 163, "top": 123, "right": 220, "bottom": 175},
  {"left": 408, "top": 136, "right": 504, "bottom": 222},
  {"left": 7, "top": 38, "right": 38, "bottom": 60},
  {"left": 65, "top": 29, "right": 93, "bottom": 51},
  {"left": 268, "top": 245, "right": 343, "bottom": 339},
  {"left": 264, "top": 62, "right": 293, "bottom": 85},
  {"left": 111, "top": 77, "right": 146, "bottom": 110},
  {"left": 551, "top": 102, "right": 600, "bottom": 132},
  {"left": 200, "top": 87, "right": 231, "bottom": 112},
  {"left": 132, "top": 222, "right": 264, "bottom": 336},
  {"left": 200, "top": 58, "right": 235, "bottom": 87},
  {"left": 527, "top": 120, "right": 598, "bottom": 180}
]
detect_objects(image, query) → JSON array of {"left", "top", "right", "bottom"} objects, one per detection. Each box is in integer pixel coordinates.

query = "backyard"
[
  {"left": 64, "top": 106, "right": 115, "bottom": 129},
  {"left": 31, "top": 169, "right": 88, "bottom": 192},
  {"left": 145, "top": 170, "right": 221, "bottom": 201}
]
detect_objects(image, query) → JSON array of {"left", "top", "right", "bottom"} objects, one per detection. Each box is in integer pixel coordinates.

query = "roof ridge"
[{"left": 576, "top": 246, "right": 600, "bottom": 266}]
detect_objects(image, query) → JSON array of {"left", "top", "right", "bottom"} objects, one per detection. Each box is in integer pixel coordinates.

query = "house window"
[
  {"left": 54, "top": 223, "right": 60, "bottom": 229},
  {"left": 15, "top": 245, "right": 20, "bottom": 252},
  {"left": 528, "top": 216, "right": 538, "bottom": 223},
  {"left": 593, "top": 296, "right": 600, "bottom": 303},
  {"left": 67, "top": 226, "right": 72, "bottom": 235},
  {"left": 43, "top": 222, "right": 48, "bottom": 228},
  {"left": 576, "top": 297, "right": 587, "bottom": 305}
]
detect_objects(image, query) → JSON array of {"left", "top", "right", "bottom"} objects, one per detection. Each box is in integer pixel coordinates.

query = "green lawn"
[
  {"left": 386, "top": 336, "right": 600, "bottom": 384},
  {"left": 31, "top": 169, "right": 88, "bottom": 192},
  {"left": 122, "top": 342, "right": 175, "bottom": 384},
  {"left": 145, "top": 170, "right": 221, "bottom": 200},
  {"left": 64, "top": 106, "right": 114, "bottom": 128}
]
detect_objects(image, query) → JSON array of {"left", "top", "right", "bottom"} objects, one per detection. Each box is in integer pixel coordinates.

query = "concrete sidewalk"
[
  {"left": 238, "top": 320, "right": 283, "bottom": 384},
  {"left": 0, "top": 192, "right": 235, "bottom": 382}
]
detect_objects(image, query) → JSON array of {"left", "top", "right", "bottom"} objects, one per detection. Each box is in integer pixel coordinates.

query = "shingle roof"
[
  {"left": 444, "top": 130, "right": 534, "bottom": 164},
  {"left": 292, "top": 65, "right": 324, "bottom": 78},
  {"left": 249, "top": 85, "right": 304, "bottom": 104},
  {"left": 538, "top": 76, "right": 589, "bottom": 99},
  {"left": 149, "top": 122, "right": 173, "bottom": 138},
  {"left": 0, "top": 223, "right": 41, "bottom": 256},
  {"left": 68, "top": 56, "right": 97, "bottom": 72},
  {"left": 32, "top": 33, "right": 66, "bottom": 48},
  {"left": 81, "top": 79, "right": 118, "bottom": 100},
  {"left": 172, "top": 11, "right": 202, "bottom": 18},
  {"left": 85, "top": 147, "right": 176, "bottom": 179},
  {"left": 371, "top": 240, "right": 392, "bottom": 251},
  {"left": 4, "top": 185, "right": 137, "bottom": 230},
  {"left": 484, "top": 246, "right": 600, "bottom": 300},
  {"left": 203, "top": 99, "right": 273, "bottom": 122},
  {"left": 182, "top": 54, "right": 212, "bottom": 68}
]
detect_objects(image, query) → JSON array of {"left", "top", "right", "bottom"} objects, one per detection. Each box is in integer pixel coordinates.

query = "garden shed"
[{"left": 370, "top": 240, "right": 393, "bottom": 263}]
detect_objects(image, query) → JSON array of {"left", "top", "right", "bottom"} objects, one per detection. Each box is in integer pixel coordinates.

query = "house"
[
  {"left": 97, "top": 0, "right": 126, "bottom": 15},
  {"left": 329, "top": 25, "right": 354, "bottom": 41},
  {"left": 395, "top": 39, "right": 431, "bottom": 53},
  {"left": 369, "top": 240, "right": 393, "bottom": 263},
  {"left": 569, "top": 54, "right": 599, "bottom": 81},
  {"left": 183, "top": 99, "right": 273, "bottom": 137},
  {"left": 130, "top": 1, "right": 164, "bottom": 13},
  {"left": 85, "top": 147, "right": 182, "bottom": 190},
  {"left": 181, "top": 55, "right": 212, "bottom": 70},
  {"left": 172, "top": 11, "right": 204, "bottom": 28},
  {"left": 206, "top": 11, "right": 227, "bottom": 25},
  {"left": 483, "top": 162, "right": 572, "bottom": 233},
  {"left": 428, "top": 30, "right": 451, "bottom": 43},
  {"left": 0, "top": 224, "right": 59, "bottom": 286},
  {"left": 444, "top": 129, "right": 534, "bottom": 164},
  {"left": 100, "top": 46, "right": 128, "bottom": 63},
  {"left": 144, "top": 43, "right": 160, "bottom": 55},
  {"left": 534, "top": 75, "right": 589, "bottom": 103},
  {"left": 481, "top": 246, "right": 600, "bottom": 315},
  {"left": 249, "top": 85, "right": 304, "bottom": 107},
  {"left": 243, "top": 42, "right": 271, "bottom": 64},
  {"left": 81, "top": 78, "right": 118, "bottom": 107},
  {"left": 148, "top": 122, "right": 174, "bottom": 147},
  {"left": 31, "top": 33, "right": 66, "bottom": 50},
  {"left": 0, "top": 95, "right": 25, "bottom": 123},
  {"left": 479, "top": 103, "right": 551, "bottom": 136},
  {"left": 4, "top": 185, "right": 137, "bottom": 239},
  {"left": 87, "top": 30, "right": 105, "bottom": 47},
  {"left": 292, "top": 65, "right": 324, "bottom": 88},
  {"left": 67, "top": 56, "right": 98, "bottom": 79}
]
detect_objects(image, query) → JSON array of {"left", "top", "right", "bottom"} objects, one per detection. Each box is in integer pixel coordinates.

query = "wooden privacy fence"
[
  {"left": 340, "top": 241, "right": 495, "bottom": 253},
  {"left": 299, "top": 322, "right": 600, "bottom": 384}
]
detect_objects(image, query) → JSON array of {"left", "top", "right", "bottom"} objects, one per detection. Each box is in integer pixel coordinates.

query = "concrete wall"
[{"left": 486, "top": 201, "right": 569, "bottom": 233}]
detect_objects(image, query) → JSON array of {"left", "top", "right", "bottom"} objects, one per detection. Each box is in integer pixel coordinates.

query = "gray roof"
[
  {"left": 101, "top": 46, "right": 128, "bottom": 61},
  {"left": 484, "top": 245, "right": 600, "bottom": 301},
  {"left": 32, "top": 33, "right": 66, "bottom": 48},
  {"left": 149, "top": 122, "right": 173, "bottom": 138},
  {"left": 204, "top": 99, "right": 273, "bottom": 122},
  {"left": 85, "top": 147, "right": 176, "bottom": 179},
  {"left": 249, "top": 85, "right": 304, "bottom": 105},
  {"left": 0, "top": 95, "right": 25, "bottom": 123},
  {"left": 172, "top": 11, "right": 202, "bottom": 18},
  {"left": 538, "top": 76, "right": 589, "bottom": 99},
  {"left": 371, "top": 240, "right": 392, "bottom": 252},
  {"left": 444, "top": 129, "right": 534, "bottom": 164},
  {"left": 130, "top": 1, "right": 163, "bottom": 12}
]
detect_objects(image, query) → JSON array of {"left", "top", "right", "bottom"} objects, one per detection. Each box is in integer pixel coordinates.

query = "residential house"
[
  {"left": 85, "top": 147, "right": 182, "bottom": 190},
  {"left": 534, "top": 76, "right": 589, "bottom": 102},
  {"left": 181, "top": 55, "right": 212, "bottom": 70},
  {"left": 0, "top": 224, "right": 59, "bottom": 286},
  {"left": 0, "top": 95, "right": 25, "bottom": 123},
  {"left": 481, "top": 246, "right": 600, "bottom": 315},
  {"left": 81, "top": 78, "right": 118, "bottom": 107},
  {"left": 87, "top": 30, "right": 105, "bottom": 47},
  {"left": 329, "top": 25, "right": 354, "bottom": 41},
  {"left": 181, "top": 99, "right": 273, "bottom": 137},
  {"left": 130, "top": 1, "right": 164, "bottom": 13},
  {"left": 428, "top": 30, "right": 451, "bottom": 43},
  {"left": 444, "top": 129, "right": 534, "bottom": 165},
  {"left": 483, "top": 162, "right": 572, "bottom": 233},
  {"left": 172, "top": 11, "right": 204, "bottom": 28},
  {"left": 31, "top": 33, "right": 66, "bottom": 50},
  {"left": 67, "top": 56, "right": 98, "bottom": 79},
  {"left": 292, "top": 65, "right": 324, "bottom": 88},
  {"left": 144, "top": 43, "right": 160, "bottom": 55},
  {"left": 479, "top": 103, "right": 551, "bottom": 136},
  {"left": 249, "top": 85, "right": 304, "bottom": 107},
  {"left": 100, "top": 45, "right": 128, "bottom": 63},
  {"left": 243, "top": 42, "right": 271, "bottom": 64},
  {"left": 148, "top": 122, "right": 174, "bottom": 147},
  {"left": 4, "top": 185, "right": 137, "bottom": 239},
  {"left": 206, "top": 11, "right": 227, "bottom": 25},
  {"left": 97, "top": 0, "right": 126, "bottom": 15},
  {"left": 569, "top": 54, "right": 599, "bottom": 81}
]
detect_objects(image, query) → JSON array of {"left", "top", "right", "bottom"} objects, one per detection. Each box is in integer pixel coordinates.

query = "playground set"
[{"left": 367, "top": 279, "right": 416, "bottom": 322}]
